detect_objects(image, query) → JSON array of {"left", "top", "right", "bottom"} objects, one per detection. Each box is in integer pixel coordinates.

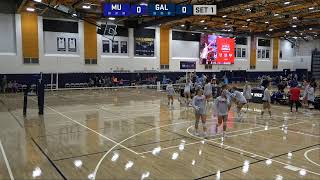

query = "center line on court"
[{"left": 0, "top": 139, "right": 14, "bottom": 180}]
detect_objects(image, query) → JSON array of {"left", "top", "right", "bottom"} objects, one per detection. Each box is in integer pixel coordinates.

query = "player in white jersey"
[
  {"left": 213, "top": 89, "right": 231, "bottom": 137},
  {"left": 243, "top": 82, "right": 252, "bottom": 111},
  {"left": 231, "top": 86, "right": 247, "bottom": 117},
  {"left": 261, "top": 82, "right": 272, "bottom": 118},
  {"left": 166, "top": 81, "right": 175, "bottom": 107},
  {"left": 203, "top": 79, "right": 213, "bottom": 101},
  {"left": 184, "top": 80, "right": 193, "bottom": 105},
  {"left": 192, "top": 89, "right": 207, "bottom": 138}
]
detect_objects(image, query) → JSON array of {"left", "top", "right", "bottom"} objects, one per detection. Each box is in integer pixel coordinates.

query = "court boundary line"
[
  {"left": 286, "top": 129, "right": 320, "bottom": 138},
  {"left": 304, "top": 147, "right": 320, "bottom": 167},
  {"left": 0, "top": 139, "right": 14, "bottom": 180},
  {"left": 31, "top": 138, "right": 67, "bottom": 180},
  {"left": 138, "top": 121, "right": 306, "bottom": 155},
  {"left": 195, "top": 143, "right": 320, "bottom": 180}
]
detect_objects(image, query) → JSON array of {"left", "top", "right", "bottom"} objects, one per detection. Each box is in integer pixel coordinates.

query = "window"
[
  {"left": 242, "top": 48, "right": 246, "bottom": 57},
  {"left": 160, "top": 65, "right": 169, "bottom": 70},
  {"left": 262, "top": 49, "right": 266, "bottom": 58},
  {"left": 112, "top": 41, "right": 119, "bottom": 53},
  {"left": 121, "top": 41, "right": 127, "bottom": 53},
  {"left": 257, "top": 48, "right": 270, "bottom": 60},
  {"left": 258, "top": 49, "right": 261, "bottom": 58},
  {"left": 266, "top": 50, "right": 270, "bottom": 59},
  {"left": 102, "top": 40, "right": 110, "bottom": 53},
  {"left": 237, "top": 48, "right": 241, "bottom": 58},
  {"left": 85, "top": 59, "right": 97, "bottom": 65},
  {"left": 23, "top": 58, "right": 39, "bottom": 64},
  {"left": 258, "top": 39, "right": 271, "bottom": 47},
  {"left": 235, "top": 47, "right": 246, "bottom": 58},
  {"left": 235, "top": 37, "right": 247, "bottom": 45}
]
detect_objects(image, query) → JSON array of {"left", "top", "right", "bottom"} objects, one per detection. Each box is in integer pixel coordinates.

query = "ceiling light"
[
  {"left": 286, "top": 31, "right": 290, "bottom": 33},
  {"left": 222, "top": 15, "right": 227, "bottom": 18},
  {"left": 224, "top": 23, "right": 228, "bottom": 26},
  {"left": 204, "top": 26, "right": 207, "bottom": 30},
  {"left": 108, "top": 17, "right": 115, "bottom": 20},
  {"left": 242, "top": 25, "right": 248, "bottom": 28},
  {"left": 200, "top": 20, "right": 205, "bottom": 23},
  {"left": 292, "top": 16, "right": 297, "bottom": 20},
  {"left": 247, "top": 19, "right": 251, "bottom": 21},
  {"left": 181, "top": 24, "right": 185, "bottom": 27},
  {"left": 191, "top": 33, "right": 195, "bottom": 36},
  {"left": 265, "top": 21, "right": 269, "bottom": 24},
  {"left": 72, "top": 13, "right": 77, "bottom": 17},
  {"left": 33, "top": 0, "right": 42, "bottom": 2},
  {"left": 292, "top": 25, "right": 297, "bottom": 28},
  {"left": 274, "top": 13, "right": 279, "bottom": 16},
  {"left": 300, "top": 32, "right": 303, "bottom": 35},
  {"left": 309, "top": 7, "right": 314, "bottom": 10},
  {"left": 284, "top": 2, "right": 290, "bottom": 5},
  {"left": 26, "top": 7, "right": 35, "bottom": 12},
  {"left": 246, "top": 8, "right": 251, "bottom": 12},
  {"left": 309, "top": 28, "right": 313, "bottom": 30},
  {"left": 82, "top": 5, "right": 91, "bottom": 9},
  {"left": 139, "top": 2, "right": 148, "bottom": 6},
  {"left": 269, "top": 28, "right": 273, "bottom": 31}
]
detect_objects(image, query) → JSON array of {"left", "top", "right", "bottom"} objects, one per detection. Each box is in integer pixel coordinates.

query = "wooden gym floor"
[{"left": 0, "top": 88, "right": 319, "bottom": 180}]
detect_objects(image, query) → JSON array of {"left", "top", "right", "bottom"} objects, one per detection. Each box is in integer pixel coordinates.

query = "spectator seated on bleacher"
[
  {"left": 88, "top": 78, "right": 94, "bottom": 87},
  {"left": 119, "top": 79, "right": 124, "bottom": 86},
  {"left": 112, "top": 76, "right": 119, "bottom": 86},
  {"left": 271, "top": 90, "right": 286, "bottom": 104},
  {"left": 277, "top": 81, "right": 286, "bottom": 93},
  {"left": 288, "top": 79, "right": 298, "bottom": 88}
]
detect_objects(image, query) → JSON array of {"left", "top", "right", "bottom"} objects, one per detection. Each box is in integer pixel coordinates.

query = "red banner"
[{"left": 216, "top": 37, "right": 235, "bottom": 64}]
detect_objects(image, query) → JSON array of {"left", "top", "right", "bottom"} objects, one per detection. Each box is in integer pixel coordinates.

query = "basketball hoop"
[{"left": 100, "top": 21, "right": 118, "bottom": 42}]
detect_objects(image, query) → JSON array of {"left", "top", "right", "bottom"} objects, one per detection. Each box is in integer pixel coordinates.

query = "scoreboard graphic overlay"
[{"left": 103, "top": 3, "right": 216, "bottom": 16}]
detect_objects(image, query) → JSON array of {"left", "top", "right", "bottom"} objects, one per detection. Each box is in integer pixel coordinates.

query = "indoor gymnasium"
[{"left": 0, "top": 0, "right": 320, "bottom": 180}]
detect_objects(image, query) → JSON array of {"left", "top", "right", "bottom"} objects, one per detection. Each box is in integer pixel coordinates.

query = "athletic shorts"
[
  {"left": 195, "top": 108, "right": 206, "bottom": 115},
  {"left": 218, "top": 115, "right": 228, "bottom": 122}
]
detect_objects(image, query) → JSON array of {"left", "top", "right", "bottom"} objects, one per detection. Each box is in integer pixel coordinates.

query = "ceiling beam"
[
  {"left": 16, "top": 0, "right": 28, "bottom": 13},
  {"left": 255, "top": 24, "right": 320, "bottom": 36}
]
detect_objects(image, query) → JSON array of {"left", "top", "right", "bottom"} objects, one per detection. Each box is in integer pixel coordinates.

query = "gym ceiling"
[{"left": 4, "top": 0, "right": 320, "bottom": 41}]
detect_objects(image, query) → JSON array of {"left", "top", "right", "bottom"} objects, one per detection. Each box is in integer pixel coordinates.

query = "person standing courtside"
[
  {"left": 289, "top": 84, "right": 301, "bottom": 112},
  {"left": 192, "top": 89, "right": 207, "bottom": 138},
  {"left": 243, "top": 82, "right": 252, "bottom": 111},
  {"left": 1, "top": 75, "right": 7, "bottom": 93},
  {"left": 261, "top": 81, "right": 272, "bottom": 118}
]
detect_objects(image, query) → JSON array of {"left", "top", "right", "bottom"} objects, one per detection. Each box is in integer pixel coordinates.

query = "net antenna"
[{"left": 103, "top": 21, "right": 118, "bottom": 42}]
